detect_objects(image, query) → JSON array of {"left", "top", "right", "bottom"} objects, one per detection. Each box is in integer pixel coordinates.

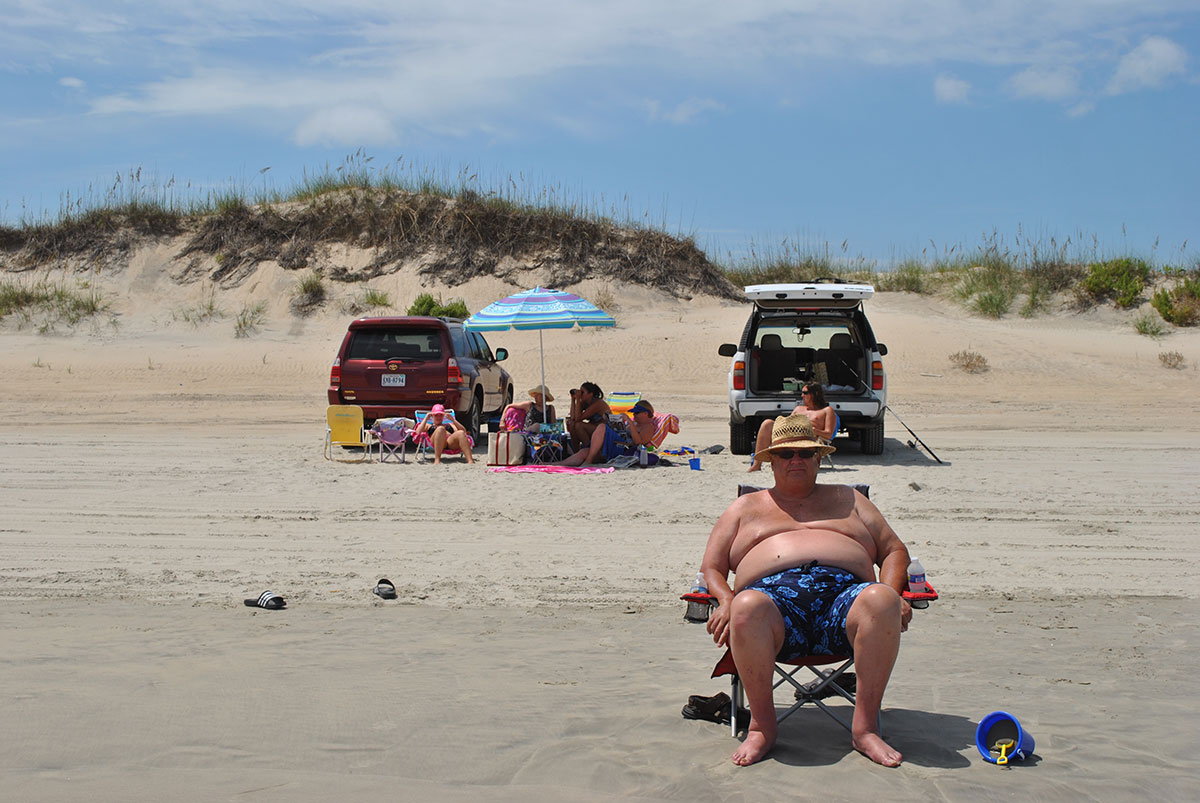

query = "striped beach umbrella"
[{"left": 465, "top": 287, "right": 615, "bottom": 418}]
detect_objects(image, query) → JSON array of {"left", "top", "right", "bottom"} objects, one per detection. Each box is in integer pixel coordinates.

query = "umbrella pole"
[{"left": 538, "top": 329, "right": 547, "bottom": 421}]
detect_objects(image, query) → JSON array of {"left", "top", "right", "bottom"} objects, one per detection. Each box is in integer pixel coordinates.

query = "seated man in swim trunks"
[{"left": 700, "top": 413, "right": 912, "bottom": 768}]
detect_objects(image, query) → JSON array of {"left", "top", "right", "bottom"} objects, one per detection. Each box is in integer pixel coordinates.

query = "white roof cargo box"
[{"left": 744, "top": 282, "right": 875, "bottom": 310}]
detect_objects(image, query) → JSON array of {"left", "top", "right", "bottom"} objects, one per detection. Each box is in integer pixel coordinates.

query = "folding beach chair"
[
  {"left": 524, "top": 420, "right": 567, "bottom": 465},
  {"left": 378, "top": 427, "right": 408, "bottom": 463},
  {"left": 705, "top": 483, "right": 937, "bottom": 737},
  {"left": 325, "top": 405, "right": 376, "bottom": 462},
  {"left": 822, "top": 410, "right": 841, "bottom": 469},
  {"left": 413, "top": 409, "right": 474, "bottom": 462},
  {"left": 607, "top": 391, "right": 642, "bottom": 415}
]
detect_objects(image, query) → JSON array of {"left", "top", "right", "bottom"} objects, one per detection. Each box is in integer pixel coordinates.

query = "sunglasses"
[{"left": 773, "top": 448, "right": 818, "bottom": 460}]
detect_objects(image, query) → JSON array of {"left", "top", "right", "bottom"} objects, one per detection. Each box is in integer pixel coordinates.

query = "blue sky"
[{"left": 2, "top": 1, "right": 1197, "bottom": 266}]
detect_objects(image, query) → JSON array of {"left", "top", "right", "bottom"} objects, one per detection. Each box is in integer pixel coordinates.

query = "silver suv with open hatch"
[{"left": 718, "top": 280, "right": 888, "bottom": 455}]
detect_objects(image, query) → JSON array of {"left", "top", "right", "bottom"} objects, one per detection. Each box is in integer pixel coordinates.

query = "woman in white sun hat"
[{"left": 501, "top": 385, "right": 557, "bottom": 432}]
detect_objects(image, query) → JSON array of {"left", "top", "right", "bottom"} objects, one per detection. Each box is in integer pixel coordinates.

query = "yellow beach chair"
[{"left": 325, "top": 405, "right": 376, "bottom": 462}]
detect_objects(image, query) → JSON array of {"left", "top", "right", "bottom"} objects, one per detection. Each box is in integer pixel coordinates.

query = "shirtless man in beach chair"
[{"left": 700, "top": 413, "right": 913, "bottom": 767}]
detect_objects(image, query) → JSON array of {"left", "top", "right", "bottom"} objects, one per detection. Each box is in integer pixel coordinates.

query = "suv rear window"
[
  {"left": 347, "top": 328, "right": 444, "bottom": 360},
  {"left": 754, "top": 320, "right": 857, "bottom": 350}
]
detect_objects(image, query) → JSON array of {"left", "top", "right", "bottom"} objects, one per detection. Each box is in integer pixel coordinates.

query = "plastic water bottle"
[
  {"left": 684, "top": 571, "right": 710, "bottom": 622},
  {"left": 638, "top": 445, "right": 649, "bottom": 466},
  {"left": 907, "top": 556, "right": 927, "bottom": 593}
]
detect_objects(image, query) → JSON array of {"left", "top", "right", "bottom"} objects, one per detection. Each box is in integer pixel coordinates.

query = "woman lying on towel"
[{"left": 556, "top": 400, "right": 656, "bottom": 466}]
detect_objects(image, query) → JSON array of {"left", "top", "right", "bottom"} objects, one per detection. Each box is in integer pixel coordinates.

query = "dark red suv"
[{"left": 328, "top": 316, "right": 513, "bottom": 437}]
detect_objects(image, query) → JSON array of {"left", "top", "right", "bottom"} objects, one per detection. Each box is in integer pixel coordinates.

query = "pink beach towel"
[{"left": 487, "top": 465, "right": 615, "bottom": 474}]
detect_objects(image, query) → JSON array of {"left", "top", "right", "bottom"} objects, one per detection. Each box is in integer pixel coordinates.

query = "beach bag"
[{"left": 488, "top": 431, "right": 526, "bottom": 466}]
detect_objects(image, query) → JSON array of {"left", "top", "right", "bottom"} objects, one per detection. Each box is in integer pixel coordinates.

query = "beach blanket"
[{"left": 487, "top": 465, "right": 615, "bottom": 475}]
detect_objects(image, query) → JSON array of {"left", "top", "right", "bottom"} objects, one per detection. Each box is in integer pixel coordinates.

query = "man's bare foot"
[
  {"left": 731, "top": 725, "right": 776, "bottom": 766},
  {"left": 747, "top": 461, "right": 762, "bottom": 473},
  {"left": 852, "top": 732, "right": 902, "bottom": 767}
]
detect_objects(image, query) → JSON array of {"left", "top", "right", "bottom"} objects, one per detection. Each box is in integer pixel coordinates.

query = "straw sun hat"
[
  {"left": 527, "top": 385, "right": 554, "bottom": 402},
  {"left": 754, "top": 412, "right": 836, "bottom": 461}
]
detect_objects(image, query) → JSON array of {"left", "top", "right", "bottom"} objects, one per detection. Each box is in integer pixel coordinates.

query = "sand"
[{"left": 2, "top": 262, "right": 1199, "bottom": 800}]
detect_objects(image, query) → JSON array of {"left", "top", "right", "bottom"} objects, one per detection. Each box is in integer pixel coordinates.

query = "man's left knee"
[{"left": 854, "top": 583, "right": 901, "bottom": 615}]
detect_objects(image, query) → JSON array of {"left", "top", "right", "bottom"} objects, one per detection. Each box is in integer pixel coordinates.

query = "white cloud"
[
  {"left": 934, "top": 75, "right": 970, "bottom": 104},
  {"left": 1066, "top": 101, "right": 1095, "bottom": 117},
  {"left": 1007, "top": 66, "right": 1078, "bottom": 100},
  {"left": 1106, "top": 36, "right": 1188, "bottom": 95},
  {"left": 293, "top": 105, "right": 398, "bottom": 147},
  {"left": 58, "top": 76, "right": 84, "bottom": 89},
  {"left": 647, "top": 98, "right": 724, "bottom": 125},
  {"left": 2, "top": 1, "right": 1197, "bottom": 138}
]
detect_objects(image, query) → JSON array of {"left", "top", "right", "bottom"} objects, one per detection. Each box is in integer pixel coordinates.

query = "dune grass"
[
  {"left": 1151, "top": 274, "right": 1200, "bottom": 326},
  {"left": 949, "top": 349, "right": 989, "bottom": 373},
  {"left": 290, "top": 270, "right": 326, "bottom": 316},
  {"left": 234, "top": 302, "right": 267, "bottom": 338},
  {"left": 3, "top": 155, "right": 1194, "bottom": 322},
  {"left": 1134, "top": 312, "right": 1167, "bottom": 338},
  {"left": 408, "top": 293, "right": 469, "bottom": 318},
  {"left": 0, "top": 277, "right": 107, "bottom": 328}
]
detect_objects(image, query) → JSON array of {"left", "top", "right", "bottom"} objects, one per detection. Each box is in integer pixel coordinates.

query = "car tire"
[
  {"left": 730, "top": 418, "right": 754, "bottom": 455},
  {"left": 464, "top": 392, "right": 482, "bottom": 441},
  {"left": 861, "top": 420, "right": 884, "bottom": 455}
]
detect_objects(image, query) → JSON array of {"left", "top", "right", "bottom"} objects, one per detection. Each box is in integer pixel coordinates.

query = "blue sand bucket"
[
  {"left": 689, "top": 457, "right": 701, "bottom": 470},
  {"left": 976, "top": 711, "right": 1035, "bottom": 765}
]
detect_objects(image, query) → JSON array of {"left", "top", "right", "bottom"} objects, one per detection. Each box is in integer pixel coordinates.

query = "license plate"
[{"left": 381, "top": 374, "right": 406, "bottom": 387}]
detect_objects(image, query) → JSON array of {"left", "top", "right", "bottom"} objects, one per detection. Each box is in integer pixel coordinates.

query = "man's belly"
[{"left": 734, "top": 531, "right": 875, "bottom": 591}]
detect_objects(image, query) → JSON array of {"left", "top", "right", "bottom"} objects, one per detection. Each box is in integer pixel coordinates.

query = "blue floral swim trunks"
[{"left": 741, "top": 561, "right": 873, "bottom": 661}]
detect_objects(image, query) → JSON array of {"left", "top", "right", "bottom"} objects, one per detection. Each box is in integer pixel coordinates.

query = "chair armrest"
[{"left": 902, "top": 582, "right": 938, "bottom": 609}]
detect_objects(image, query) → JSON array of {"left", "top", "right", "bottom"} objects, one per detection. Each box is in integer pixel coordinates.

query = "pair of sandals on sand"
[
  {"left": 681, "top": 674, "right": 858, "bottom": 725},
  {"left": 243, "top": 578, "right": 399, "bottom": 610}
]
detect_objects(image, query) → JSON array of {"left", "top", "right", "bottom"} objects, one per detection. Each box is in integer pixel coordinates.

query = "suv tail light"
[
  {"left": 871, "top": 360, "right": 884, "bottom": 391},
  {"left": 329, "top": 357, "right": 341, "bottom": 388},
  {"left": 733, "top": 360, "right": 746, "bottom": 391},
  {"left": 447, "top": 357, "right": 463, "bottom": 385}
]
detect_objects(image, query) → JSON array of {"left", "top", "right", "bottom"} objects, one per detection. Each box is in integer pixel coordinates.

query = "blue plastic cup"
[
  {"left": 976, "top": 711, "right": 1035, "bottom": 764},
  {"left": 689, "top": 457, "right": 701, "bottom": 470}
]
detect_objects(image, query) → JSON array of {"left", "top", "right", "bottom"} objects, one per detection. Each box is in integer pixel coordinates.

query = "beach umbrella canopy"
[{"left": 465, "top": 287, "right": 615, "bottom": 419}]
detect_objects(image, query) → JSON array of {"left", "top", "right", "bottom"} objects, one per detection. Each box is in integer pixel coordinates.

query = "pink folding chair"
[{"left": 378, "top": 427, "right": 408, "bottom": 463}]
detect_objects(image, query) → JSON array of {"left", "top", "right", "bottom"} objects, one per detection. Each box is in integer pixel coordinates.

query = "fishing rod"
[
  {"left": 822, "top": 354, "right": 943, "bottom": 463},
  {"left": 884, "top": 405, "right": 942, "bottom": 464}
]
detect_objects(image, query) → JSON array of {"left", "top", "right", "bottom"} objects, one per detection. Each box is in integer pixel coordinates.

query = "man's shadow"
[{"left": 765, "top": 707, "right": 977, "bottom": 768}]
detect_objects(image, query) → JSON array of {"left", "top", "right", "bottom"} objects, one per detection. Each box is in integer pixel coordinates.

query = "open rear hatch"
[{"left": 745, "top": 282, "right": 874, "bottom": 309}]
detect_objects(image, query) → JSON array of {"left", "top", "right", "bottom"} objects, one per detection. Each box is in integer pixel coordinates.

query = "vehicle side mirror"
[
  {"left": 876, "top": 344, "right": 888, "bottom": 356},
  {"left": 494, "top": 348, "right": 508, "bottom": 361},
  {"left": 718, "top": 343, "right": 737, "bottom": 357}
]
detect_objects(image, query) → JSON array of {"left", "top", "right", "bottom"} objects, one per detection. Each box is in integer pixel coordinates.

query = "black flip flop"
[
  {"left": 244, "top": 590, "right": 286, "bottom": 610},
  {"left": 373, "top": 578, "right": 397, "bottom": 600},
  {"left": 681, "top": 692, "right": 730, "bottom": 723}
]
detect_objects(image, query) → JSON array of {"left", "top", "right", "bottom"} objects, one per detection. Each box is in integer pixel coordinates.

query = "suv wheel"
[
  {"left": 861, "top": 420, "right": 884, "bottom": 455},
  {"left": 464, "top": 392, "right": 482, "bottom": 441},
  {"left": 730, "top": 418, "right": 755, "bottom": 455}
]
